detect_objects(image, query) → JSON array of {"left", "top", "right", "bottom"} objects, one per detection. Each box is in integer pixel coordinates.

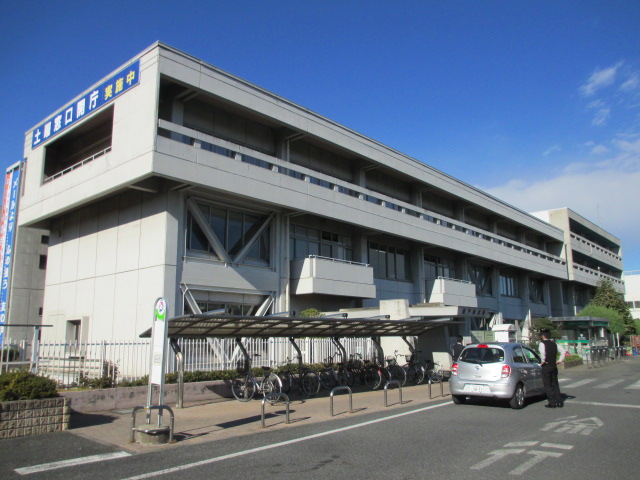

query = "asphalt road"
[{"left": 3, "top": 358, "right": 639, "bottom": 480}]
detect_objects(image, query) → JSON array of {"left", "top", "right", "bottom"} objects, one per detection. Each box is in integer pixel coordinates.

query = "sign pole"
[{"left": 146, "top": 297, "right": 168, "bottom": 426}]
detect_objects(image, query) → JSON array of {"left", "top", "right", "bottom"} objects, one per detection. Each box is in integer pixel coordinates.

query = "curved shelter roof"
[{"left": 139, "top": 313, "right": 463, "bottom": 339}]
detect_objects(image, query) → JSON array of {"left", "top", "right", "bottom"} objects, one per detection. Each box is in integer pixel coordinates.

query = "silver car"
[{"left": 450, "top": 342, "right": 544, "bottom": 409}]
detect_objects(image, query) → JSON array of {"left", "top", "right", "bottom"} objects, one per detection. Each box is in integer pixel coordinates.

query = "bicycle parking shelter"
[{"left": 139, "top": 312, "right": 465, "bottom": 407}]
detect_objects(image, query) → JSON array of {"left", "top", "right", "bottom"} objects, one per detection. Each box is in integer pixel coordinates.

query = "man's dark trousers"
[{"left": 541, "top": 363, "right": 562, "bottom": 406}]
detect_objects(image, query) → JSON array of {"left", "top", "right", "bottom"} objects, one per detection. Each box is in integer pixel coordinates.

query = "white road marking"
[
  {"left": 570, "top": 400, "right": 640, "bottom": 409},
  {"left": 594, "top": 379, "right": 625, "bottom": 389},
  {"left": 15, "top": 451, "right": 131, "bottom": 475},
  {"left": 540, "top": 443, "right": 573, "bottom": 450},
  {"left": 122, "top": 401, "right": 452, "bottom": 479},
  {"left": 562, "top": 379, "right": 596, "bottom": 388},
  {"left": 509, "top": 450, "right": 563, "bottom": 476},
  {"left": 472, "top": 441, "right": 573, "bottom": 475},
  {"left": 624, "top": 379, "right": 640, "bottom": 389}
]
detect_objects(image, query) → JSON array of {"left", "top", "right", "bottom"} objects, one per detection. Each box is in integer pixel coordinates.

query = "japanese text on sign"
[{"left": 31, "top": 60, "right": 140, "bottom": 148}]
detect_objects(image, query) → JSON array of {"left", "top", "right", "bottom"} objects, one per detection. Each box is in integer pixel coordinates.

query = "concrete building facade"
[{"left": 7, "top": 43, "right": 625, "bottom": 350}]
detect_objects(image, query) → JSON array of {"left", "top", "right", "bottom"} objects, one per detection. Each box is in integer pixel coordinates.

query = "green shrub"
[{"left": 0, "top": 370, "right": 58, "bottom": 401}]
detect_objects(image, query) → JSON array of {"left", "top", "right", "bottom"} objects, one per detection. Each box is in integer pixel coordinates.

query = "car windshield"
[{"left": 459, "top": 347, "right": 504, "bottom": 364}]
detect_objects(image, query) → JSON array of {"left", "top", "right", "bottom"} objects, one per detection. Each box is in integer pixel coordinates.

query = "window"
[
  {"left": 425, "top": 255, "right": 455, "bottom": 280},
  {"left": 468, "top": 263, "right": 493, "bottom": 296},
  {"left": 290, "top": 224, "right": 353, "bottom": 261},
  {"left": 523, "top": 347, "right": 541, "bottom": 364},
  {"left": 41, "top": 235, "right": 50, "bottom": 245},
  {"left": 186, "top": 201, "right": 271, "bottom": 264},
  {"left": 67, "top": 320, "right": 81, "bottom": 342},
  {"left": 39, "top": 255, "right": 47, "bottom": 270},
  {"left": 500, "top": 272, "right": 519, "bottom": 297},
  {"left": 186, "top": 301, "right": 255, "bottom": 316},
  {"left": 635, "top": 301, "right": 640, "bottom": 309},
  {"left": 369, "top": 242, "right": 411, "bottom": 280},
  {"left": 529, "top": 278, "right": 544, "bottom": 303}
]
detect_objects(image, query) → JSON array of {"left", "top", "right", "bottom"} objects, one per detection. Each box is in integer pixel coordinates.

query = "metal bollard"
[
  {"left": 130, "top": 405, "right": 174, "bottom": 443},
  {"left": 428, "top": 377, "right": 445, "bottom": 399},
  {"left": 384, "top": 380, "right": 402, "bottom": 407},
  {"left": 261, "top": 393, "right": 290, "bottom": 428},
  {"left": 330, "top": 386, "right": 353, "bottom": 416}
]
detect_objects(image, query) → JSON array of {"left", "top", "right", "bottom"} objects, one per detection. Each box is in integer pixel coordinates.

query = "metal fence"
[{"left": 1, "top": 336, "right": 376, "bottom": 387}]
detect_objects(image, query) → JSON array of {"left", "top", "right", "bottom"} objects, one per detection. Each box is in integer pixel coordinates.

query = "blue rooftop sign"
[{"left": 31, "top": 59, "right": 140, "bottom": 148}]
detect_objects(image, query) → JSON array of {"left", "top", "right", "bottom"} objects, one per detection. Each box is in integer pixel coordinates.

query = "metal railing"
[{"left": 1, "top": 336, "right": 376, "bottom": 387}]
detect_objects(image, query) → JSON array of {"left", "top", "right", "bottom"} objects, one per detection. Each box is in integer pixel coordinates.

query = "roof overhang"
[
  {"left": 549, "top": 316, "right": 610, "bottom": 327},
  {"left": 139, "top": 313, "right": 464, "bottom": 339}
]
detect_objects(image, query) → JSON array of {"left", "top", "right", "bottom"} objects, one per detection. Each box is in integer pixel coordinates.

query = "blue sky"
[{"left": 1, "top": 1, "right": 640, "bottom": 270}]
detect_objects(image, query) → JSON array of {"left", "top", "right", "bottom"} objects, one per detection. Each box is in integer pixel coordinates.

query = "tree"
[
  {"left": 576, "top": 304, "right": 625, "bottom": 336},
  {"left": 300, "top": 308, "right": 323, "bottom": 317},
  {"left": 530, "top": 317, "right": 560, "bottom": 343},
  {"left": 590, "top": 278, "right": 636, "bottom": 336}
]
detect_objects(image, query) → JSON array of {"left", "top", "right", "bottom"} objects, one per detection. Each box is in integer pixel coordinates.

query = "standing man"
[
  {"left": 451, "top": 335, "right": 464, "bottom": 362},
  {"left": 538, "top": 329, "right": 566, "bottom": 408}
]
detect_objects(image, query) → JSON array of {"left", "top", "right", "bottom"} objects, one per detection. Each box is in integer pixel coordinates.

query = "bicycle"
[
  {"left": 277, "top": 355, "right": 320, "bottom": 396},
  {"left": 403, "top": 350, "right": 426, "bottom": 385},
  {"left": 424, "top": 360, "right": 445, "bottom": 383},
  {"left": 319, "top": 353, "right": 352, "bottom": 389},
  {"left": 231, "top": 354, "right": 283, "bottom": 403},
  {"left": 362, "top": 356, "right": 384, "bottom": 390},
  {"left": 385, "top": 350, "right": 407, "bottom": 386}
]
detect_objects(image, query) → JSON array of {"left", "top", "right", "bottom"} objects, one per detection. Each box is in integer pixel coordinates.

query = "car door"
[
  {"left": 522, "top": 346, "right": 543, "bottom": 392},
  {"left": 511, "top": 346, "right": 536, "bottom": 394}
]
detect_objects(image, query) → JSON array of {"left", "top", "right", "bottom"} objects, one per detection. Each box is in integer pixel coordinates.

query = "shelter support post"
[
  {"left": 371, "top": 337, "right": 384, "bottom": 365},
  {"left": 288, "top": 337, "right": 304, "bottom": 372},
  {"left": 235, "top": 337, "right": 251, "bottom": 366},
  {"left": 401, "top": 336, "right": 416, "bottom": 354},
  {"left": 170, "top": 339, "right": 184, "bottom": 409},
  {"left": 331, "top": 337, "right": 347, "bottom": 364}
]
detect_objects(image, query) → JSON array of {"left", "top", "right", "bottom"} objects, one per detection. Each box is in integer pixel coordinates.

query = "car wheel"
[
  {"left": 509, "top": 384, "right": 525, "bottom": 409},
  {"left": 452, "top": 394, "right": 466, "bottom": 405}
]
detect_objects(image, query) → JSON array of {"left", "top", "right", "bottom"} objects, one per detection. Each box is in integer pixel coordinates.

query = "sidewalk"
[{"left": 69, "top": 381, "right": 452, "bottom": 453}]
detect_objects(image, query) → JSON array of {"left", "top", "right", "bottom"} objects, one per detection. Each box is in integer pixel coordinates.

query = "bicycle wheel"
[
  {"left": 301, "top": 371, "right": 320, "bottom": 396},
  {"left": 268, "top": 372, "right": 282, "bottom": 393},
  {"left": 413, "top": 365, "right": 425, "bottom": 385},
  {"left": 319, "top": 369, "right": 336, "bottom": 389},
  {"left": 405, "top": 365, "right": 417, "bottom": 385},
  {"left": 387, "top": 365, "right": 406, "bottom": 386},
  {"left": 364, "top": 367, "right": 383, "bottom": 390},
  {"left": 278, "top": 371, "right": 292, "bottom": 394},
  {"left": 263, "top": 373, "right": 282, "bottom": 404},
  {"left": 231, "top": 375, "right": 255, "bottom": 402}
]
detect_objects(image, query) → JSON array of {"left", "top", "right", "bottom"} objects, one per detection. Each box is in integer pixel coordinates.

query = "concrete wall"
[{"left": 42, "top": 190, "right": 175, "bottom": 341}]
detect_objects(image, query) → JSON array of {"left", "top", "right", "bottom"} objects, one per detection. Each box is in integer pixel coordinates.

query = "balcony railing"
[
  {"left": 570, "top": 233, "right": 621, "bottom": 262},
  {"left": 426, "top": 276, "right": 478, "bottom": 307},
  {"left": 157, "top": 120, "right": 567, "bottom": 269},
  {"left": 290, "top": 256, "right": 376, "bottom": 298},
  {"left": 43, "top": 146, "right": 112, "bottom": 183}
]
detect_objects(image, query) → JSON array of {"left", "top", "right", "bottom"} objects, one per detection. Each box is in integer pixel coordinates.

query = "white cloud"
[
  {"left": 579, "top": 62, "right": 623, "bottom": 96},
  {"left": 590, "top": 144, "right": 609, "bottom": 155},
  {"left": 620, "top": 73, "right": 639, "bottom": 92},
  {"left": 481, "top": 147, "right": 640, "bottom": 269},
  {"left": 543, "top": 145, "right": 561, "bottom": 156}
]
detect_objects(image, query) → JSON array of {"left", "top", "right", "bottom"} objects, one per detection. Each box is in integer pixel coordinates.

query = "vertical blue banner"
[{"left": 0, "top": 164, "right": 21, "bottom": 345}]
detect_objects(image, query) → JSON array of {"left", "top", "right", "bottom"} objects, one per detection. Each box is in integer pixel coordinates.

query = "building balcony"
[
  {"left": 290, "top": 256, "right": 376, "bottom": 298},
  {"left": 155, "top": 120, "right": 568, "bottom": 278},
  {"left": 570, "top": 264, "right": 625, "bottom": 291},
  {"left": 426, "top": 277, "right": 478, "bottom": 307},
  {"left": 569, "top": 233, "right": 622, "bottom": 270}
]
